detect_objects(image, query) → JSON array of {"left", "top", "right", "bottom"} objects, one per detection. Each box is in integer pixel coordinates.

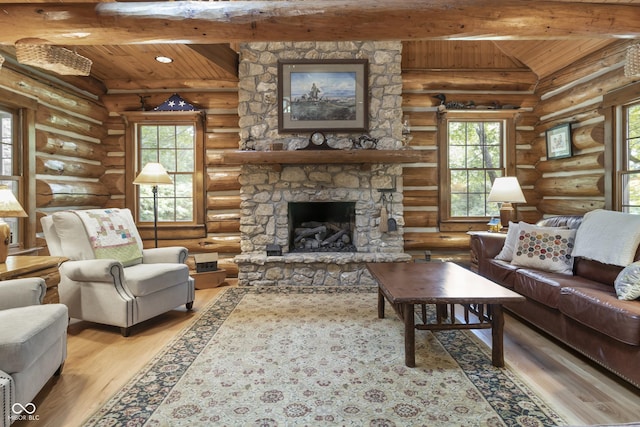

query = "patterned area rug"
[{"left": 84, "top": 286, "right": 564, "bottom": 426}]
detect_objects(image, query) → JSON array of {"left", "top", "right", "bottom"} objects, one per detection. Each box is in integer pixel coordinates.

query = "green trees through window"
[
  {"left": 138, "top": 124, "right": 195, "bottom": 222},
  {"left": 448, "top": 121, "right": 503, "bottom": 218}
]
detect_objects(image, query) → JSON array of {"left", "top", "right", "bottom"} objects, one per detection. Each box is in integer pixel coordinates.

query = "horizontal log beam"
[
  {"left": 404, "top": 232, "right": 470, "bottom": 251},
  {"left": 36, "top": 131, "right": 105, "bottom": 162},
  {"left": 404, "top": 211, "right": 438, "bottom": 228},
  {"left": 536, "top": 174, "right": 604, "bottom": 197},
  {"left": 1, "top": 1, "right": 640, "bottom": 45},
  {"left": 537, "top": 198, "right": 605, "bottom": 216},
  {"left": 207, "top": 171, "right": 241, "bottom": 192},
  {"left": 36, "top": 106, "right": 107, "bottom": 140},
  {"left": 36, "top": 156, "right": 105, "bottom": 178},
  {"left": 403, "top": 167, "right": 438, "bottom": 187},
  {"left": 536, "top": 152, "right": 604, "bottom": 173},
  {"left": 207, "top": 213, "right": 241, "bottom": 233},
  {"left": 403, "top": 190, "right": 438, "bottom": 207},
  {"left": 36, "top": 179, "right": 110, "bottom": 208},
  {"left": 402, "top": 70, "right": 537, "bottom": 92}
]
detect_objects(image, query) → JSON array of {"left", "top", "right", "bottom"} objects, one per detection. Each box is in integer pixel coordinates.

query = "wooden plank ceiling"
[{"left": 0, "top": 1, "right": 633, "bottom": 92}]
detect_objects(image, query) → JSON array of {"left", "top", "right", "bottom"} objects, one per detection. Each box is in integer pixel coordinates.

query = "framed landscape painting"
[{"left": 277, "top": 59, "right": 369, "bottom": 132}]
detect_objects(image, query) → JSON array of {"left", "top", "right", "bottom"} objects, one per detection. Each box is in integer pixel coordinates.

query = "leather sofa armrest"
[
  {"left": 0, "top": 278, "right": 46, "bottom": 309},
  {"left": 470, "top": 232, "right": 507, "bottom": 274},
  {"left": 142, "top": 247, "right": 189, "bottom": 264},
  {"left": 470, "top": 233, "right": 506, "bottom": 259}
]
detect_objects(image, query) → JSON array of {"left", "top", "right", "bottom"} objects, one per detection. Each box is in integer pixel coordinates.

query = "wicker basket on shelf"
[{"left": 15, "top": 41, "right": 92, "bottom": 76}]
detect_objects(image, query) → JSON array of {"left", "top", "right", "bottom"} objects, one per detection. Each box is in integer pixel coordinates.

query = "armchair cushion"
[
  {"left": 125, "top": 263, "right": 190, "bottom": 296},
  {"left": 0, "top": 304, "right": 68, "bottom": 373}
]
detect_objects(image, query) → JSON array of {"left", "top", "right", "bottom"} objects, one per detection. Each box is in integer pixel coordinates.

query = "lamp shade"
[
  {"left": 487, "top": 177, "right": 526, "bottom": 204},
  {"left": 0, "top": 185, "right": 28, "bottom": 217},
  {"left": 133, "top": 163, "right": 173, "bottom": 186}
]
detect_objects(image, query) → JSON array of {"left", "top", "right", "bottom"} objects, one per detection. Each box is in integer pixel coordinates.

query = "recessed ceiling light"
[{"left": 155, "top": 56, "right": 173, "bottom": 64}]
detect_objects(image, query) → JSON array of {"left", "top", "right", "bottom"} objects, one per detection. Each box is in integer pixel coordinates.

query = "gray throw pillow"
[{"left": 614, "top": 261, "right": 640, "bottom": 300}]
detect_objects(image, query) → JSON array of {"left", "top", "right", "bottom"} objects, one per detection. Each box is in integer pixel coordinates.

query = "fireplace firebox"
[{"left": 288, "top": 202, "right": 356, "bottom": 252}]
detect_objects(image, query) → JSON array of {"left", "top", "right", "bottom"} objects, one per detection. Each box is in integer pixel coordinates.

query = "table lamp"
[
  {"left": 487, "top": 177, "right": 526, "bottom": 228},
  {"left": 133, "top": 163, "right": 172, "bottom": 248},
  {"left": 0, "top": 184, "right": 28, "bottom": 263}
]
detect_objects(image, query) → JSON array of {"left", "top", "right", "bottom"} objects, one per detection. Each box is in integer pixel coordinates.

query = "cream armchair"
[
  {"left": 0, "top": 278, "right": 67, "bottom": 427},
  {"left": 41, "top": 208, "right": 195, "bottom": 337}
]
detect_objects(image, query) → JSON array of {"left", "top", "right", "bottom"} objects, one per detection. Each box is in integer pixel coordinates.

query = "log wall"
[
  {"left": 0, "top": 61, "right": 110, "bottom": 253},
  {"left": 533, "top": 40, "right": 637, "bottom": 217},
  {"left": 400, "top": 69, "right": 541, "bottom": 260},
  {"left": 101, "top": 90, "right": 240, "bottom": 276}
]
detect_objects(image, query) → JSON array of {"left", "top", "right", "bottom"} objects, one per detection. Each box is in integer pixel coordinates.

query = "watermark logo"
[{"left": 10, "top": 402, "right": 39, "bottom": 421}]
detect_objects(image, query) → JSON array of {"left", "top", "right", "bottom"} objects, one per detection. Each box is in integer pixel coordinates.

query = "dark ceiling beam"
[{"left": 0, "top": 1, "right": 639, "bottom": 45}]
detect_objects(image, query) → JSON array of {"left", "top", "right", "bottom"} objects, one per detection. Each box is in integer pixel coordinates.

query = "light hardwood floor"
[{"left": 15, "top": 282, "right": 640, "bottom": 427}]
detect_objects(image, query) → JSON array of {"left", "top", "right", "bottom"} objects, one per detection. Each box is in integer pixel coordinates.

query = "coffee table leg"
[
  {"left": 378, "top": 287, "right": 385, "bottom": 318},
  {"left": 404, "top": 303, "right": 416, "bottom": 367},
  {"left": 490, "top": 304, "right": 505, "bottom": 367}
]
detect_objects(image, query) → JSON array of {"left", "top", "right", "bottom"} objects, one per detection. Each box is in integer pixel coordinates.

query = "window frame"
[
  {"left": 603, "top": 81, "right": 640, "bottom": 212},
  {"left": 0, "top": 106, "right": 23, "bottom": 249},
  {"left": 0, "top": 87, "right": 36, "bottom": 253},
  {"left": 438, "top": 111, "right": 517, "bottom": 229},
  {"left": 124, "top": 111, "right": 206, "bottom": 239}
]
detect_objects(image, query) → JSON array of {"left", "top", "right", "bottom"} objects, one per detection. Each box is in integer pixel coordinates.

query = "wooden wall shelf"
[{"left": 222, "top": 149, "right": 427, "bottom": 166}]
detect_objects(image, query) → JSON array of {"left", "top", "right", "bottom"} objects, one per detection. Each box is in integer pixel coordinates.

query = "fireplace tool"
[
  {"left": 387, "top": 193, "right": 397, "bottom": 231},
  {"left": 380, "top": 193, "right": 389, "bottom": 233}
]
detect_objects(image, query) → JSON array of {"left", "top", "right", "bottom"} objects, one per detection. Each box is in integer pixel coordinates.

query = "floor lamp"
[
  {"left": 133, "top": 163, "right": 172, "bottom": 248},
  {"left": 0, "top": 184, "right": 28, "bottom": 263},
  {"left": 487, "top": 177, "right": 526, "bottom": 228}
]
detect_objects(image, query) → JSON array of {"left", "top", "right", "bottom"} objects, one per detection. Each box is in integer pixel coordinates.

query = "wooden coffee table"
[{"left": 366, "top": 262, "right": 525, "bottom": 368}]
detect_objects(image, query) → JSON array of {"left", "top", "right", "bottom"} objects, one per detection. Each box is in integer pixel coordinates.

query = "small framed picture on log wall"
[
  {"left": 277, "top": 59, "right": 369, "bottom": 132},
  {"left": 545, "top": 123, "right": 572, "bottom": 160}
]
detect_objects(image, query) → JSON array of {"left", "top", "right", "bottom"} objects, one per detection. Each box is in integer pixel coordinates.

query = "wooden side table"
[{"left": 0, "top": 256, "right": 67, "bottom": 304}]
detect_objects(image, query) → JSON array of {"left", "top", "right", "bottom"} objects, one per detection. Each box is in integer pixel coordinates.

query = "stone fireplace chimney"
[{"left": 234, "top": 41, "right": 411, "bottom": 286}]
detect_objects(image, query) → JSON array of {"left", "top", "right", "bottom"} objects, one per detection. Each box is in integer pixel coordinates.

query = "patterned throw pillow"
[
  {"left": 614, "top": 261, "right": 640, "bottom": 300},
  {"left": 510, "top": 223, "right": 576, "bottom": 275}
]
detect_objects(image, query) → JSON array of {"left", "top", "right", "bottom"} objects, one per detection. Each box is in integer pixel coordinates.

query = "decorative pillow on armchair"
[
  {"left": 511, "top": 222, "right": 576, "bottom": 275},
  {"left": 614, "top": 261, "right": 640, "bottom": 300}
]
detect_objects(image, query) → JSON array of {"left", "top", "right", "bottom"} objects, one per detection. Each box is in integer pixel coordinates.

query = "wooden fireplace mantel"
[{"left": 221, "top": 149, "right": 427, "bottom": 167}]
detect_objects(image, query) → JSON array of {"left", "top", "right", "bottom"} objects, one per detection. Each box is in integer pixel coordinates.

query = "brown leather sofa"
[{"left": 470, "top": 215, "right": 640, "bottom": 389}]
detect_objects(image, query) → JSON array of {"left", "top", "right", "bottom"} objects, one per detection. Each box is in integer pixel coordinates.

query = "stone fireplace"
[
  {"left": 234, "top": 162, "right": 410, "bottom": 286},
  {"left": 234, "top": 40, "right": 411, "bottom": 286}
]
